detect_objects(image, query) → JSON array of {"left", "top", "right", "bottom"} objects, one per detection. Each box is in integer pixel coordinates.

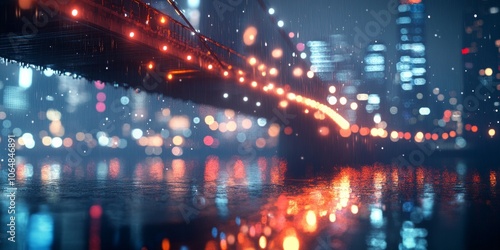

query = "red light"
[
  {"left": 148, "top": 63, "right": 153, "bottom": 69},
  {"left": 425, "top": 133, "right": 431, "bottom": 140},
  {"left": 471, "top": 125, "right": 478, "bottom": 133},
  {"left": 461, "top": 48, "right": 470, "bottom": 55},
  {"left": 187, "top": 55, "right": 192, "bottom": 60},
  {"left": 160, "top": 16, "right": 166, "bottom": 24},
  {"left": 431, "top": 134, "right": 439, "bottom": 140},
  {"left": 404, "top": 132, "right": 411, "bottom": 140},
  {"left": 162, "top": 45, "right": 167, "bottom": 51},
  {"left": 129, "top": 32, "right": 135, "bottom": 38},
  {"left": 203, "top": 136, "right": 214, "bottom": 146},
  {"left": 90, "top": 205, "right": 102, "bottom": 219},
  {"left": 444, "top": 110, "right": 452, "bottom": 118},
  {"left": 465, "top": 124, "right": 471, "bottom": 131},
  {"left": 71, "top": 9, "right": 78, "bottom": 17}
]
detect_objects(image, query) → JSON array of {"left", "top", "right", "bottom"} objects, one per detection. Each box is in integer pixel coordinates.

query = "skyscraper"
[
  {"left": 462, "top": 1, "right": 500, "bottom": 146},
  {"left": 394, "top": 0, "right": 429, "bottom": 130},
  {"left": 362, "top": 42, "right": 387, "bottom": 126}
]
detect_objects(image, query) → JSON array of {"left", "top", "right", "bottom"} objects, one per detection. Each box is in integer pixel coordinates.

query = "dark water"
[{"left": 2, "top": 156, "right": 500, "bottom": 250}]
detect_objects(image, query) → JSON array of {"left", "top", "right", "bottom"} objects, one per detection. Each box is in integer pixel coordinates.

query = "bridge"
[
  {"left": 0, "top": 0, "right": 349, "bottom": 129},
  {"left": 0, "top": 0, "right": 467, "bottom": 167}
]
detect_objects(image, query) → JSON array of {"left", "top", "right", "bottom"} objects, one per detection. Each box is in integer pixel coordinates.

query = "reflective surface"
[{"left": 2, "top": 157, "right": 500, "bottom": 249}]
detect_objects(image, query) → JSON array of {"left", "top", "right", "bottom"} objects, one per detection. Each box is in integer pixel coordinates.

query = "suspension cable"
[{"left": 166, "top": 0, "right": 226, "bottom": 69}]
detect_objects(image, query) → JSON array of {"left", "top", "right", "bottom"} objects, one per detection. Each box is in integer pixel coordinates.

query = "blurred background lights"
[
  {"left": 120, "top": 96, "right": 129, "bottom": 105},
  {"left": 257, "top": 118, "right": 267, "bottom": 127},
  {"left": 283, "top": 236, "right": 299, "bottom": 250},
  {"left": 19, "top": 67, "right": 33, "bottom": 89},
  {"left": 43, "top": 68, "right": 54, "bottom": 77},
  {"left": 272, "top": 48, "right": 283, "bottom": 58},
  {"left": 187, "top": 0, "right": 200, "bottom": 8},
  {"left": 131, "top": 128, "right": 143, "bottom": 139},
  {"left": 243, "top": 26, "right": 258, "bottom": 46},
  {"left": 489, "top": 128, "right": 496, "bottom": 137}
]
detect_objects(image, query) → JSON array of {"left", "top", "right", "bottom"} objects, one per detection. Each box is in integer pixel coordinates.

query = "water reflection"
[{"left": 2, "top": 159, "right": 500, "bottom": 249}]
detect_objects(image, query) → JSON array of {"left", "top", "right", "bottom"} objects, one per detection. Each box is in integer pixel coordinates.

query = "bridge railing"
[{"left": 88, "top": 0, "right": 248, "bottom": 70}]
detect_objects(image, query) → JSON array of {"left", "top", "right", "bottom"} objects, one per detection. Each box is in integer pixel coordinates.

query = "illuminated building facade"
[
  {"left": 361, "top": 42, "right": 387, "bottom": 126},
  {"left": 462, "top": 1, "right": 500, "bottom": 143},
  {"left": 394, "top": 0, "right": 430, "bottom": 130},
  {"left": 2, "top": 66, "right": 31, "bottom": 113},
  {"left": 329, "top": 35, "right": 360, "bottom": 124}
]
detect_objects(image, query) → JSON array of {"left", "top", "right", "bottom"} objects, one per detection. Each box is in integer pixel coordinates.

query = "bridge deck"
[{"left": 0, "top": 0, "right": 252, "bottom": 86}]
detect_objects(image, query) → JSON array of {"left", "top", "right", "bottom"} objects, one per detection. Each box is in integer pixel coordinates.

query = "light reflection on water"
[{"left": 2, "top": 157, "right": 500, "bottom": 249}]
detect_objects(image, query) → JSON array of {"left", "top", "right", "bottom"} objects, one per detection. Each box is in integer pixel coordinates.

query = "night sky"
[
  {"left": 258, "top": 0, "right": 465, "bottom": 94},
  {"left": 162, "top": 0, "right": 467, "bottom": 96}
]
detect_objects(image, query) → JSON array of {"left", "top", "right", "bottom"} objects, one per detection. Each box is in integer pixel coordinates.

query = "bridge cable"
[
  {"left": 165, "top": 0, "right": 226, "bottom": 69},
  {"left": 255, "top": 0, "right": 299, "bottom": 59},
  {"left": 255, "top": 0, "right": 323, "bottom": 90}
]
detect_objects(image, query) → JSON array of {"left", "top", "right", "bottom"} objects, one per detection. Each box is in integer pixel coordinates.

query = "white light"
[
  {"left": 327, "top": 95, "right": 337, "bottom": 105},
  {"left": 300, "top": 52, "right": 307, "bottom": 59},
  {"left": 368, "top": 94, "right": 380, "bottom": 104},
  {"left": 187, "top": 0, "right": 200, "bottom": 8},
  {"left": 22, "top": 133, "right": 35, "bottom": 149},
  {"left": 268, "top": 8, "right": 275, "bottom": 15},
  {"left": 339, "top": 97, "right": 347, "bottom": 105},
  {"left": 257, "top": 118, "right": 267, "bottom": 127},
  {"left": 419, "top": 107, "right": 431, "bottom": 115},
  {"left": 350, "top": 102, "right": 358, "bottom": 110},
  {"left": 329, "top": 86, "right": 336, "bottom": 94},
  {"left": 51, "top": 137, "right": 63, "bottom": 148},
  {"left": 357, "top": 93, "right": 369, "bottom": 101},
  {"left": 374, "top": 113, "right": 382, "bottom": 123},
  {"left": 98, "top": 136, "right": 109, "bottom": 146},
  {"left": 120, "top": 96, "right": 129, "bottom": 105},
  {"left": 401, "top": 83, "right": 413, "bottom": 90},
  {"left": 19, "top": 67, "right": 33, "bottom": 89},
  {"left": 131, "top": 128, "right": 143, "bottom": 139},
  {"left": 243, "top": 96, "right": 248, "bottom": 102},
  {"left": 368, "top": 44, "right": 386, "bottom": 52},
  {"left": 490, "top": 7, "right": 499, "bottom": 14},
  {"left": 223, "top": 93, "right": 228, "bottom": 98},
  {"left": 370, "top": 208, "right": 384, "bottom": 228},
  {"left": 412, "top": 43, "right": 425, "bottom": 53},
  {"left": 277, "top": 20, "right": 284, "bottom": 27},
  {"left": 43, "top": 68, "right": 54, "bottom": 77},
  {"left": 256, "top": 102, "right": 261, "bottom": 106}
]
